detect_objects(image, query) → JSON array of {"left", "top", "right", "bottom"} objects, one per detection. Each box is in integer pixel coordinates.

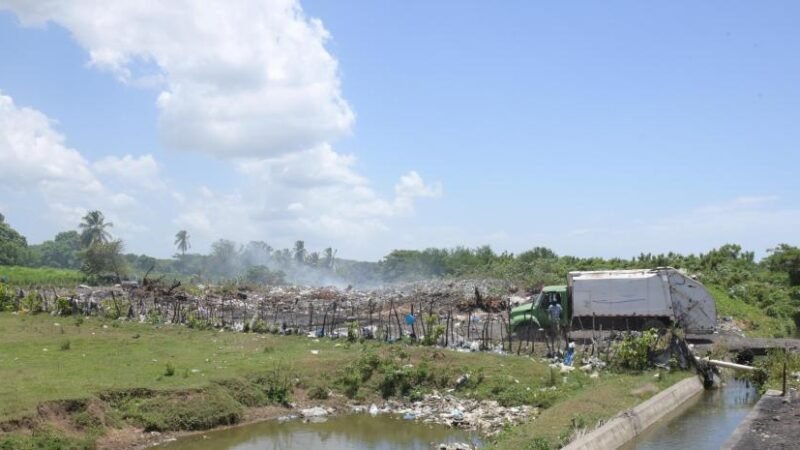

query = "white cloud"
[
  {"left": 176, "top": 148, "right": 442, "bottom": 251},
  {"left": 0, "top": 1, "right": 443, "bottom": 258},
  {"left": 93, "top": 154, "right": 163, "bottom": 189},
  {"left": 0, "top": 93, "right": 105, "bottom": 209},
  {"left": 0, "top": 91, "right": 164, "bottom": 244},
  {"left": 0, "top": 0, "right": 354, "bottom": 158},
  {"left": 0, "top": 91, "right": 103, "bottom": 198}
]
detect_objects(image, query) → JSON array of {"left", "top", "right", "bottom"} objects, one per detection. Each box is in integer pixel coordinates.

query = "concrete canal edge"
[
  {"left": 563, "top": 375, "right": 704, "bottom": 450},
  {"left": 718, "top": 389, "right": 782, "bottom": 450}
]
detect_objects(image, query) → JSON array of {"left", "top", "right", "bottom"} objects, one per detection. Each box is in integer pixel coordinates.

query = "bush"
[
  {"left": 56, "top": 298, "right": 72, "bottom": 316},
  {"left": 611, "top": 329, "right": 660, "bottom": 370},
  {"left": 250, "top": 319, "right": 269, "bottom": 334},
  {"left": 248, "top": 366, "right": 292, "bottom": 405},
  {"left": 20, "top": 293, "right": 43, "bottom": 314},
  {"left": 0, "top": 283, "right": 14, "bottom": 311},
  {"left": 308, "top": 385, "right": 329, "bottom": 400},
  {"left": 60, "top": 340, "right": 71, "bottom": 351},
  {"left": 164, "top": 363, "right": 175, "bottom": 377}
]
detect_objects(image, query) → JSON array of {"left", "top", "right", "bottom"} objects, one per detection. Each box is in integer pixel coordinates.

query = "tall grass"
[{"left": 0, "top": 265, "right": 85, "bottom": 287}]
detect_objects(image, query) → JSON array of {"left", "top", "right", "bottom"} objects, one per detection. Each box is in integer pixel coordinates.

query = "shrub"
[
  {"left": 347, "top": 321, "right": 359, "bottom": 342},
  {"left": 56, "top": 298, "right": 72, "bottom": 316},
  {"left": 611, "top": 329, "right": 660, "bottom": 370},
  {"left": 0, "top": 283, "right": 14, "bottom": 311},
  {"left": 248, "top": 366, "right": 292, "bottom": 405},
  {"left": 60, "top": 340, "right": 71, "bottom": 351},
  {"left": 20, "top": 293, "right": 43, "bottom": 314},
  {"left": 308, "top": 385, "right": 330, "bottom": 400},
  {"left": 164, "top": 363, "right": 175, "bottom": 377}
]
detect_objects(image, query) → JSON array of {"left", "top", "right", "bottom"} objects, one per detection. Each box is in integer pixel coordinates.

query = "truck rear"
[{"left": 568, "top": 268, "right": 716, "bottom": 334}]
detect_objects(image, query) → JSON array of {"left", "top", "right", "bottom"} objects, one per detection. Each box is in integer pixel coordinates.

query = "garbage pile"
[{"left": 353, "top": 391, "right": 534, "bottom": 435}]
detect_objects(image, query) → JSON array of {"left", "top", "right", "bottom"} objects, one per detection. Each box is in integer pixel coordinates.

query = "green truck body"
[{"left": 510, "top": 285, "right": 569, "bottom": 330}]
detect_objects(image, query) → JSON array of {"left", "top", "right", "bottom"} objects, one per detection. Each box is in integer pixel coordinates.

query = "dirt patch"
[{"left": 630, "top": 383, "right": 659, "bottom": 397}]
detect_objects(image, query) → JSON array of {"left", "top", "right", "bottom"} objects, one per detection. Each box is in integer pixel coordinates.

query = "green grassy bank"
[{"left": 0, "top": 313, "right": 691, "bottom": 450}]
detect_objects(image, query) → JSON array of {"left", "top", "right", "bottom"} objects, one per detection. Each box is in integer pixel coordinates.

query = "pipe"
[{"left": 695, "top": 356, "right": 755, "bottom": 372}]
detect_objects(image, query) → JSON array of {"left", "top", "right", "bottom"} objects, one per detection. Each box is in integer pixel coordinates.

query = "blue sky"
[{"left": 0, "top": 1, "right": 798, "bottom": 260}]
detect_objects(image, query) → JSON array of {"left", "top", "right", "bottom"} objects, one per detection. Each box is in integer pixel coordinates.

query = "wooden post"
[
  {"left": 467, "top": 311, "right": 472, "bottom": 341},
  {"left": 783, "top": 346, "right": 788, "bottom": 396},
  {"left": 410, "top": 304, "right": 418, "bottom": 342},
  {"left": 507, "top": 300, "right": 513, "bottom": 353}
]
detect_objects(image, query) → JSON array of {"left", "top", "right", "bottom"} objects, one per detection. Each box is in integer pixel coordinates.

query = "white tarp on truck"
[
  {"left": 570, "top": 270, "right": 673, "bottom": 318},
  {"left": 567, "top": 268, "right": 717, "bottom": 334}
]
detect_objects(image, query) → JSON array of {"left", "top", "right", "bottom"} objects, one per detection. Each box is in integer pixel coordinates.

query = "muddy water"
[
  {"left": 155, "top": 414, "right": 480, "bottom": 450},
  {"left": 620, "top": 378, "right": 758, "bottom": 450}
]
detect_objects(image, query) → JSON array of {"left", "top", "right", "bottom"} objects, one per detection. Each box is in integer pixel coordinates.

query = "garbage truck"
[{"left": 510, "top": 268, "right": 717, "bottom": 335}]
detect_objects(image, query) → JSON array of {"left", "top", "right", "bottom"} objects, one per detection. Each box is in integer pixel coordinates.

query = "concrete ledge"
[
  {"left": 719, "top": 389, "right": 782, "bottom": 450},
  {"left": 563, "top": 376, "right": 704, "bottom": 450}
]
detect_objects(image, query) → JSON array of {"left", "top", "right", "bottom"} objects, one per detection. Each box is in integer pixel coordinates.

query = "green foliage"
[
  {"left": 248, "top": 365, "right": 293, "bottom": 405},
  {"left": 0, "top": 215, "right": 29, "bottom": 266},
  {"left": 0, "top": 432, "right": 94, "bottom": 450},
  {"left": 0, "top": 283, "right": 15, "bottom": 311},
  {"left": 164, "top": 363, "right": 175, "bottom": 377},
  {"left": 79, "top": 211, "right": 113, "bottom": 248},
  {"left": 308, "top": 384, "right": 329, "bottom": 400},
  {"left": 20, "top": 292, "right": 43, "bottom": 314},
  {"left": 115, "top": 386, "right": 242, "bottom": 432},
  {"left": 347, "top": 321, "right": 359, "bottom": 342},
  {"left": 60, "top": 340, "right": 71, "bottom": 351},
  {"left": 29, "top": 231, "right": 82, "bottom": 270},
  {"left": 80, "top": 240, "right": 127, "bottom": 283},
  {"left": 747, "top": 348, "right": 800, "bottom": 393},
  {"left": 765, "top": 244, "right": 800, "bottom": 286},
  {"left": 244, "top": 265, "right": 284, "bottom": 285},
  {"left": 611, "top": 329, "right": 660, "bottom": 370},
  {"left": 421, "top": 315, "right": 445, "bottom": 346},
  {"left": 0, "top": 266, "right": 84, "bottom": 287},
  {"left": 186, "top": 313, "right": 213, "bottom": 330}
]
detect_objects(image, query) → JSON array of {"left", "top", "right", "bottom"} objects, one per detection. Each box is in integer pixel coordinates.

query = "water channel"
[
  {"left": 621, "top": 378, "right": 758, "bottom": 450},
  {"left": 155, "top": 379, "right": 757, "bottom": 450},
  {"left": 155, "top": 414, "right": 480, "bottom": 450}
]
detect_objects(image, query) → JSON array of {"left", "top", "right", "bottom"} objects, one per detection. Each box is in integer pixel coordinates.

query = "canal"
[{"left": 620, "top": 378, "right": 758, "bottom": 450}]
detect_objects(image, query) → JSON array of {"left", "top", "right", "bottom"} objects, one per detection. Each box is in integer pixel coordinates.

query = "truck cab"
[{"left": 510, "top": 285, "right": 568, "bottom": 333}]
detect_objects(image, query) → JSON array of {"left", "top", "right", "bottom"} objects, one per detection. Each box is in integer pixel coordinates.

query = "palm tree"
[
  {"left": 79, "top": 210, "right": 113, "bottom": 248},
  {"left": 174, "top": 230, "right": 191, "bottom": 256}
]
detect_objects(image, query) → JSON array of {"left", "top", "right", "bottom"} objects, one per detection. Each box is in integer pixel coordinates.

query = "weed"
[
  {"left": 248, "top": 366, "right": 293, "bottom": 405},
  {"left": 164, "top": 363, "right": 175, "bottom": 377},
  {"left": 60, "top": 340, "right": 71, "bottom": 351},
  {"left": 611, "top": 329, "right": 659, "bottom": 370},
  {"left": 308, "top": 384, "right": 329, "bottom": 400}
]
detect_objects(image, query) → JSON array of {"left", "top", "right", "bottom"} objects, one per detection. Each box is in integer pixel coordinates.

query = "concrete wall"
[{"left": 563, "top": 375, "right": 704, "bottom": 450}]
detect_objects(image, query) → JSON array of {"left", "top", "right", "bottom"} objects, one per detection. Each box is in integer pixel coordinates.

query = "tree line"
[{"left": 1, "top": 210, "right": 799, "bottom": 330}]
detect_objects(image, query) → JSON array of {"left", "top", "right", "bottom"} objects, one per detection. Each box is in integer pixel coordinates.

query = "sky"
[{"left": 0, "top": 1, "right": 798, "bottom": 261}]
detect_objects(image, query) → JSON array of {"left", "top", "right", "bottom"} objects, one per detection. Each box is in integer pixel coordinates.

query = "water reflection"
[{"left": 156, "top": 414, "right": 480, "bottom": 450}]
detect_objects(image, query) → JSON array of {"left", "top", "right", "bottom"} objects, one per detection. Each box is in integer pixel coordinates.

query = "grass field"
[
  {"left": 0, "top": 265, "right": 85, "bottom": 287},
  {"left": 0, "top": 313, "right": 691, "bottom": 449}
]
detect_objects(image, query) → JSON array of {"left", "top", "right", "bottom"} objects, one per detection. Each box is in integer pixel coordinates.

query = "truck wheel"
[{"left": 642, "top": 318, "right": 666, "bottom": 332}]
